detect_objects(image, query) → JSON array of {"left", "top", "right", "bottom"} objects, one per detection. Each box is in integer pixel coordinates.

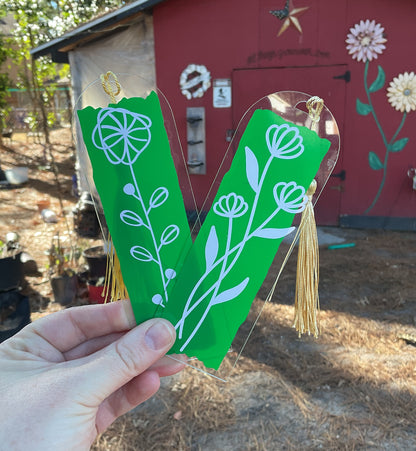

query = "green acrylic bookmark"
[
  {"left": 77, "top": 91, "right": 192, "bottom": 323},
  {"left": 161, "top": 109, "right": 331, "bottom": 370},
  {"left": 77, "top": 85, "right": 334, "bottom": 373}
]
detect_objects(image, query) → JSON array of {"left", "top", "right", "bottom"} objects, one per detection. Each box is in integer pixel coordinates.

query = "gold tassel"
[
  {"left": 102, "top": 235, "right": 129, "bottom": 302},
  {"left": 293, "top": 179, "right": 320, "bottom": 338},
  {"left": 100, "top": 71, "right": 121, "bottom": 103}
]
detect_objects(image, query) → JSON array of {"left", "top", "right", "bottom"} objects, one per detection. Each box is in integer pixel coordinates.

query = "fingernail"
[{"left": 145, "top": 320, "right": 175, "bottom": 350}]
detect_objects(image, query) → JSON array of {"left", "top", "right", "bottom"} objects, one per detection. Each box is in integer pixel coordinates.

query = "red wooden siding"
[{"left": 153, "top": 0, "right": 416, "bottom": 225}]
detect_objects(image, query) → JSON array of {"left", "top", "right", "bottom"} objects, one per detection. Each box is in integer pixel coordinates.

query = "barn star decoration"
[{"left": 270, "top": 1, "right": 309, "bottom": 37}]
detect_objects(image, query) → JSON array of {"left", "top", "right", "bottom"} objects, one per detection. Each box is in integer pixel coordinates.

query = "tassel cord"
[{"left": 293, "top": 180, "right": 320, "bottom": 338}]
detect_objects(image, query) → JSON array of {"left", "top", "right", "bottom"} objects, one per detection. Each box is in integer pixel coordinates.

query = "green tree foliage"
[
  {"left": 0, "top": 10, "right": 11, "bottom": 133},
  {"left": 0, "top": 0, "right": 129, "bottom": 141}
]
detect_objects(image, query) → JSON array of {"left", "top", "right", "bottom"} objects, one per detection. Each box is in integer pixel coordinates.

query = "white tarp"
[{"left": 69, "top": 14, "right": 156, "bottom": 192}]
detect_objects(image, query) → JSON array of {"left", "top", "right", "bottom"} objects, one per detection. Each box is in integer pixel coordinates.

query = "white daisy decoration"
[
  {"left": 346, "top": 19, "right": 387, "bottom": 63},
  {"left": 387, "top": 72, "right": 416, "bottom": 113}
]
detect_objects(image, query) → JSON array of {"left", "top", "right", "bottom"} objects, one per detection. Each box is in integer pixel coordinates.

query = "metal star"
[
  {"left": 270, "top": 0, "right": 290, "bottom": 20},
  {"left": 272, "top": 1, "right": 310, "bottom": 37}
]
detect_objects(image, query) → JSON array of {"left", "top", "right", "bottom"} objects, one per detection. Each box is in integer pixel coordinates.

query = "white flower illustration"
[
  {"left": 213, "top": 193, "right": 248, "bottom": 219},
  {"left": 273, "top": 181, "right": 307, "bottom": 214},
  {"left": 387, "top": 72, "right": 416, "bottom": 113},
  {"left": 266, "top": 124, "right": 304, "bottom": 159},
  {"left": 346, "top": 19, "right": 386, "bottom": 63},
  {"left": 92, "top": 107, "right": 152, "bottom": 165}
]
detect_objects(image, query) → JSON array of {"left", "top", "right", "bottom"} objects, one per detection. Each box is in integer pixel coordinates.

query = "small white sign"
[{"left": 213, "top": 79, "right": 232, "bottom": 108}]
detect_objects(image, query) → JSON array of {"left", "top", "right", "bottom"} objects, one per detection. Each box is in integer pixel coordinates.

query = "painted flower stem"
[
  {"left": 176, "top": 155, "right": 275, "bottom": 345},
  {"left": 390, "top": 112, "right": 407, "bottom": 145},
  {"left": 364, "top": 61, "right": 388, "bottom": 147},
  {"left": 128, "top": 161, "right": 168, "bottom": 304},
  {"left": 365, "top": 112, "right": 407, "bottom": 214},
  {"left": 178, "top": 216, "right": 234, "bottom": 352},
  {"left": 211, "top": 217, "right": 234, "bottom": 302},
  {"left": 364, "top": 61, "right": 408, "bottom": 214},
  {"left": 176, "top": 121, "right": 308, "bottom": 352},
  {"left": 178, "top": 198, "right": 282, "bottom": 328}
]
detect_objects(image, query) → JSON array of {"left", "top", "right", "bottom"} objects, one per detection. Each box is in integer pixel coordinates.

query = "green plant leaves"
[
  {"left": 368, "top": 152, "right": 384, "bottom": 170},
  {"left": 359, "top": 63, "right": 411, "bottom": 214},
  {"left": 369, "top": 66, "right": 385, "bottom": 93},
  {"left": 389, "top": 137, "right": 409, "bottom": 152},
  {"left": 356, "top": 98, "right": 372, "bottom": 116}
]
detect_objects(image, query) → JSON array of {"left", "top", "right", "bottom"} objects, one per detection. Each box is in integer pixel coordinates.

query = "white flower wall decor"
[{"left": 346, "top": 19, "right": 414, "bottom": 213}]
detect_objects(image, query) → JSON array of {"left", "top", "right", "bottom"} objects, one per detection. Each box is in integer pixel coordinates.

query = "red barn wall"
[{"left": 153, "top": 0, "right": 416, "bottom": 228}]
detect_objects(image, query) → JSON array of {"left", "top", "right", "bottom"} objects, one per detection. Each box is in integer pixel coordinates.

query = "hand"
[{"left": 0, "top": 299, "right": 185, "bottom": 450}]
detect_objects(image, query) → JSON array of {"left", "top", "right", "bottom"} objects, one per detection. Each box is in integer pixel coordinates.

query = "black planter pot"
[
  {"left": 51, "top": 274, "right": 78, "bottom": 305},
  {"left": 0, "top": 290, "right": 31, "bottom": 343},
  {"left": 0, "top": 252, "right": 23, "bottom": 291},
  {"left": 73, "top": 193, "right": 100, "bottom": 238},
  {"left": 82, "top": 246, "right": 107, "bottom": 280}
]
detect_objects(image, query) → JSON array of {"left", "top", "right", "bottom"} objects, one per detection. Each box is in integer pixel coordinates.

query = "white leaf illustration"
[
  {"left": 245, "top": 146, "right": 259, "bottom": 192},
  {"left": 212, "top": 277, "right": 250, "bottom": 306},
  {"left": 130, "top": 245, "right": 154, "bottom": 262},
  {"left": 205, "top": 225, "right": 218, "bottom": 271},
  {"left": 120, "top": 209, "right": 144, "bottom": 227},
  {"left": 252, "top": 226, "right": 295, "bottom": 239},
  {"left": 149, "top": 187, "right": 169, "bottom": 210},
  {"left": 160, "top": 225, "right": 180, "bottom": 247}
]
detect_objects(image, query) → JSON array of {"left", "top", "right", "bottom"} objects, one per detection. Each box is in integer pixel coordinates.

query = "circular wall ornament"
[{"left": 179, "top": 64, "right": 211, "bottom": 100}]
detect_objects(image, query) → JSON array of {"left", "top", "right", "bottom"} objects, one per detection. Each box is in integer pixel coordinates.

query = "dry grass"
[
  {"left": 92, "top": 299, "right": 416, "bottom": 450},
  {"left": 1, "top": 131, "right": 415, "bottom": 450},
  {"left": 92, "top": 364, "right": 235, "bottom": 451}
]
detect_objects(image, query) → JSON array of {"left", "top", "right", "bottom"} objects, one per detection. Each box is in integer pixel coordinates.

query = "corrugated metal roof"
[{"left": 31, "top": 0, "right": 165, "bottom": 63}]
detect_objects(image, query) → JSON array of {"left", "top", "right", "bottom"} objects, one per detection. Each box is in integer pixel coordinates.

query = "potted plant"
[
  {"left": 47, "top": 234, "right": 78, "bottom": 306},
  {"left": 0, "top": 233, "right": 23, "bottom": 291},
  {"left": 86, "top": 276, "right": 109, "bottom": 304},
  {"left": 82, "top": 244, "right": 108, "bottom": 280},
  {"left": 0, "top": 233, "right": 29, "bottom": 342},
  {"left": 81, "top": 244, "right": 112, "bottom": 304},
  {"left": 0, "top": 289, "right": 31, "bottom": 343}
]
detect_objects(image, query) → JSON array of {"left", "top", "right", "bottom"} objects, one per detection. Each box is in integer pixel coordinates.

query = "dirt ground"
[{"left": 1, "top": 130, "right": 415, "bottom": 450}]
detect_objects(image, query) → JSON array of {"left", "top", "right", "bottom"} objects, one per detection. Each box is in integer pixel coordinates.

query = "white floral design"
[
  {"left": 92, "top": 107, "right": 152, "bottom": 165},
  {"left": 266, "top": 123, "right": 304, "bottom": 159},
  {"left": 213, "top": 193, "right": 248, "bottom": 218},
  {"left": 273, "top": 182, "right": 307, "bottom": 214},
  {"left": 346, "top": 19, "right": 386, "bottom": 63},
  {"left": 387, "top": 72, "right": 416, "bottom": 113},
  {"left": 91, "top": 107, "right": 178, "bottom": 308},
  {"left": 175, "top": 121, "right": 305, "bottom": 352}
]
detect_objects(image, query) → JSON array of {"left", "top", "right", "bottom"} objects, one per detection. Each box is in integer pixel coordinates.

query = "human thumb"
[{"left": 74, "top": 318, "right": 176, "bottom": 405}]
